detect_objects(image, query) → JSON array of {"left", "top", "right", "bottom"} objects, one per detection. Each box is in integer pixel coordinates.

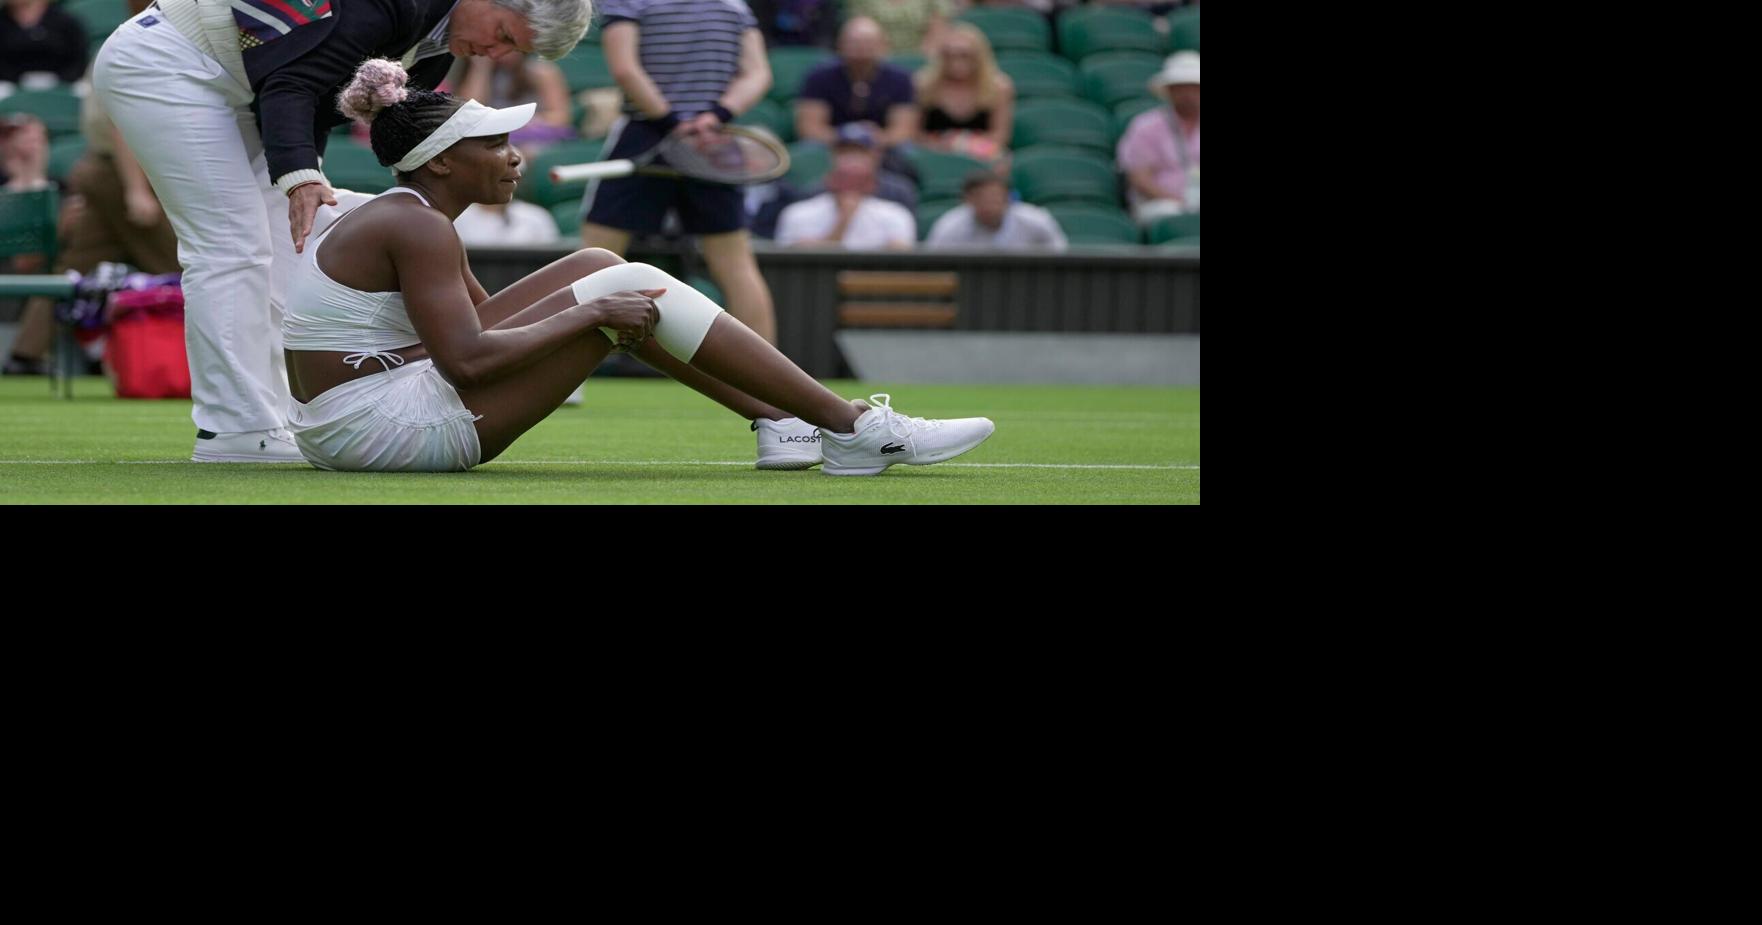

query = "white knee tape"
[{"left": 569, "top": 262, "right": 725, "bottom": 362}]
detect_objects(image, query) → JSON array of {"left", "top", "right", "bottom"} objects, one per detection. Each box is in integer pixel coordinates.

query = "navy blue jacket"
[{"left": 242, "top": 0, "right": 456, "bottom": 182}]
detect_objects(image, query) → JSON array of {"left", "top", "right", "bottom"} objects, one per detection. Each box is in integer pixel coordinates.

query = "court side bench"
[{"left": 835, "top": 270, "right": 959, "bottom": 328}]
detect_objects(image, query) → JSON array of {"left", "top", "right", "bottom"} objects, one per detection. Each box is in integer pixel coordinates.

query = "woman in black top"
[{"left": 913, "top": 22, "right": 1013, "bottom": 165}]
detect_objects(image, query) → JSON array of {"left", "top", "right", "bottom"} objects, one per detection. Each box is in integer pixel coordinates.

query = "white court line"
[
  {"left": 936, "top": 463, "right": 1197, "bottom": 470},
  {"left": 2, "top": 459, "right": 1199, "bottom": 470},
  {"left": 485, "top": 461, "right": 1200, "bottom": 471}
]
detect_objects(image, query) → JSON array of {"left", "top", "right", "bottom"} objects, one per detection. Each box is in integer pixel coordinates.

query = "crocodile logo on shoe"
[
  {"left": 259, "top": 439, "right": 267, "bottom": 450},
  {"left": 881, "top": 443, "right": 907, "bottom": 455}
]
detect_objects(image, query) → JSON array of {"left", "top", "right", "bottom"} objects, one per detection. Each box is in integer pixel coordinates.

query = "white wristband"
[{"left": 275, "top": 169, "right": 329, "bottom": 197}]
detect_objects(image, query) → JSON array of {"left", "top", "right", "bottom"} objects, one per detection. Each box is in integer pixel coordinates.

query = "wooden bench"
[{"left": 836, "top": 270, "right": 958, "bottom": 328}]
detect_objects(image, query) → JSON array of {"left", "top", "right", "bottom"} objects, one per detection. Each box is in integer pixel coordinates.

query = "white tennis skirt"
[{"left": 288, "top": 359, "right": 482, "bottom": 472}]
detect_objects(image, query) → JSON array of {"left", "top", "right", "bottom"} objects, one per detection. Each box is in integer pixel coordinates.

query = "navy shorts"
[{"left": 580, "top": 118, "right": 749, "bottom": 236}]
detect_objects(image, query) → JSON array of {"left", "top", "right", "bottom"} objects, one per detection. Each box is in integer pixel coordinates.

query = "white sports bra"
[{"left": 282, "top": 186, "right": 430, "bottom": 370}]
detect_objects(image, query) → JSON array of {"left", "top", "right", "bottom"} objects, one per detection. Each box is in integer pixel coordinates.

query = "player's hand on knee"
[{"left": 586, "top": 288, "right": 664, "bottom": 347}]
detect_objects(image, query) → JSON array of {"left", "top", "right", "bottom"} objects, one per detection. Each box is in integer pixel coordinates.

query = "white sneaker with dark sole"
[
  {"left": 191, "top": 428, "right": 306, "bottom": 463},
  {"left": 819, "top": 394, "right": 994, "bottom": 476},
  {"left": 754, "top": 417, "right": 822, "bottom": 470}
]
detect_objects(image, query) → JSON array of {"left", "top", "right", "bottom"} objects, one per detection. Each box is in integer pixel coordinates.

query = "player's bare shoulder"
[{"left": 332, "top": 192, "right": 455, "bottom": 253}]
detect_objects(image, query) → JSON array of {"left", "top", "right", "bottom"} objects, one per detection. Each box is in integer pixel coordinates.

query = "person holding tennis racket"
[
  {"left": 278, "top": 60, "right": 995, "bottom": 475},
  {"left": 90, "top": 0, "right": 595, "bottom": 463},
  {"left": 578, "top": 0, "right": 779, "bottom": 345}
]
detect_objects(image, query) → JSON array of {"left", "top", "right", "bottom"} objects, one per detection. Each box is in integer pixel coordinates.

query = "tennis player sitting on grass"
[{"left": 280, "top": 60, "right": 994, "bottom": 475}]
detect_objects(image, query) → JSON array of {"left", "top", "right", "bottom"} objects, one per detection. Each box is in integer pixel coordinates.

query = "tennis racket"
[{"left": 548, "top": 124, "right": 790, "bottom": 186}]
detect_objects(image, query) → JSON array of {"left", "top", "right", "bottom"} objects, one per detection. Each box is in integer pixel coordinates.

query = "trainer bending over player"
[
  {"left": 92, "top": 0, "right": 595, "bottom": 463},
  {"left": 281, "top": 61, "right": 994, "bottom": 475}
]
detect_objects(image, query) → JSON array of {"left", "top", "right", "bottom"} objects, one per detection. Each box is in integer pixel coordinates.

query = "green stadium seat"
[
  {"left": 319, "top": 141, "right": 394, "bottom": 194},
  {"left": 0, "top": 88, "right": 83, "bottom": 137},
  {"left": 1112, "top": 96, "right": 1163, "bottom": 143},
  {"left": 916, "top": 197, "right": 962, "bottom": 240},
  {"left": 1010, "top": 97, "right": 1113, "bottom": 155},
  {"left": 1010, "top": 149, "right": 1119, "bottom": 208},
  {"left": 1045, "top": 203, "right": 1139, "bottom": 245},
  {"left": 0, "top": 186, "right": 74, "bottom": 393},
  {"left": 519, "top": 138, "right": 609, "bottom": 206},
  {"left": 1057, "top": 7, "right": 1163, "bottom": 62},
  {"left": 0, "top": 187, "right": 59, "bottom": 264},
  {"left": 889, "top": 53, "right": 926, "bottom": 76},
  {"left": 1146, "top": 212, "right": 1200, "bottom": 244},
  {"left": 957, "top": 7, "right": 1052, "bottom": 53},
  {"left": 783, "top": 140, "right": 831, "bottom": 188},
  {"left": 1011, "top": 143, "right": 1113, "bottom": 162},
  {"left": 556, "top": 46, "right": 613, "bottom": 91},
  {"left": 63, "top": 0, "right": 130, "bottom": 43},
  {"left": 1079, "top": 52, "right": 1164, "bottom": 109},
  {"left": 549, "top": 199, "right": 584, "bottom": 237},
  {"left": 47, "top": 136, "right": 87, "bottom": 183},
  {"left": 768, "top": 48, "right": 836, "bottom": 104},
  {"left": 734, "top": 98, "right": 795, "bottom": 144},
  {"left": 906, "top": 148, "right": 988, "bottom": 201},
  {"left": 1167, "top": 9, "right": 1200, "bottom": 52},
  {"left": 996, "top": 51, "right": 1079, "bottom": 100}
]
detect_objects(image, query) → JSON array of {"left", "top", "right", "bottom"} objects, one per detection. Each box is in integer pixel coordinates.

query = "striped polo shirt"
[{"left": 599, "top": 0, "right": 758, "bottom": 118}]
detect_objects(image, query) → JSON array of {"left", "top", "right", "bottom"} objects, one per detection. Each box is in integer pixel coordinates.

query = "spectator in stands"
[
  {"left": 1, "top": 112, "right": 64, "bottom": 374},
  {"left": 775, "top": 127, "right": 915, "bottom": 249},
  {"left": 746, "top": 0, "right": 839, "bottom": 49},
  {"left": 830, "top": 121, "right": 917, "bottom": 209},
  {"left": 795, "top": 16, "right": 918, "bottom": 157},
  {"left": 455, "top": 52, "right": 577, "bottom": 155},
  {"left": 748, "top": 121, "right": 916, "bottom": 241},
  {"left": 455, "top": 199, "right": 562, "bottom": 245},
  {"left": 0, "top": 112, "right": 51, "bottom": 193},
  {"left": 1, "top": 115, "right": 56, "bottom": 304},
  {"left": 1116, "top": 50, "right": 1198, "bottom": 224},
  {"left": 844, "top": 0, "right": 951, "bottom": 56},
  {"left": 914, "top": 22, "right": 1013, "bottom": 167},
  {"left": 0, "top": 0, "right": 88, "bottom": 87},
  {"left": 580, "top": 0, "right": 779, "bottom": 343},
  {"left": 0, "top": 117, "right": 58, "bottom": 377},
  {"left": 924, "top": 169, "right": 1065, "bottom": 250},
  {"left": 5, "top": 34, "right": 182, "bottom": 376}
]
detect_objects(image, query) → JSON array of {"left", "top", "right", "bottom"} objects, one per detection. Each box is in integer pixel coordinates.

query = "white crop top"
[{"left": 282, "top": 186, "right": 430, "bottom": 370}]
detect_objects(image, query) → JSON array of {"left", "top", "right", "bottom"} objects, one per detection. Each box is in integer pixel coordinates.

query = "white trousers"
[{"left": 93, "top": 10, "right": 372, "bottom": 434}]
